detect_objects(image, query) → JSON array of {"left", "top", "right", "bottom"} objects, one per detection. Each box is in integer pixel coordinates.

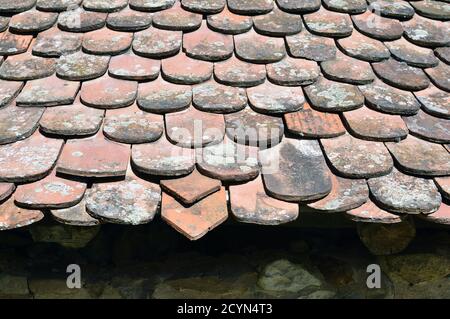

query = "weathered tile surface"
[
  {"left": 0, "top": 53, "right": 56, "bottom": 81},
  {"left": 162, "top": 53, "right": 213, "bottom": 84},
  {"left": 152, "top": 1, "right": 202, "bottom": 31},
  {"left": 228, "top": 0, "right": 273, "bottom": 14},
  {"left": 266, "top": 57, "right": 320, "bottom": 86},
  {"left": 253, "top": 6, "right": 302, "bottom": 36},
  {"left": 421, "top": 203, "right": 450, "bottom": 225},
  {"left": 337, "top": 30, "right": 389, "bottom": 62},
  {"left": 403, "top": 15, "right": 450, "bottom": 47},
  {"left": 0, "top": 31, "right": 32, "bottom": 55},
  {"left": 181, "top": 0, "right": 225, "bottom": 14},
  {"left": 0, "top": 80, "right": 24, "bottom": 107},
  {"left": 367, "top": 0, "right": 415, "bottom": 20},
  {"left": 276, "top": 0, "right": 321, "bottom": 13},
  {"left": 214, "top": 55, "right": 266, "bottom": 87},
  {"left": 0, "top": 183, "right": 15, "bottom": 202},
  {"left": 352, "top": 11, "right": 403, "bottom": 41},
  {"left": 323, "top": 0, "right": 367, "bottom": 13},
  {"left": 0, "top": 197, "right": 44, "bottom": 231},
  {"left": 133, "top": 28, "right": 182, "bottom": 58},
  {"left": 106, "top": 7, "right": 152, "bottom": 31},
  {"left": 0, "top": 104, "right": 44, "bottom": 144},
  {"left": 425, "top": 62, "right": 450, "bottom": 92},
  {"left": 9, "top": 9, "right": 57, "bottom": 33},
  {"left": 435, "top": 177, "right": 450, "bottom": 200},
  {"left": 50, "top": 199, "right": 100, "bottom": 227},
  {"left": 304, "top": 7, "right": 353, "bottom": 37},
  {"left": 414, "top": 84, "right": 450, "bottom": 118},
  {"left": 403, "top": 110, "right": 450, "bottom": 143},
  {"left": 58, "top": 7, "right": 107, "bottom": 32},
  {"left": 33, "top": 27, "right": 82, "bottom": 57},
  {"left": 385, "top": 37, "right": 439, "bottom": 68},
  {"left": 0, "top": 0, "right": 36, "bottom": 14},
  {"left": 56, "top": 51, "right": 110, "bottom": 81},
  {"left": 82, "top": 28, "right": 133, "bottom": 55},
  {"left": 207, "top": 6, "right": 252, "bottom": 34},
  {"left": 411, "top": 0, "right": 450, "bottom": 20},
  {"left": 346, "top": 200, "right": 402, "bottom": 224},
  {"left": 234, "top": 29, "right": 286, "bottom": 64},
  {"left": 129, "top": 0, "right": 175, "bottom": 11},
  {"left": 109, "top": 52, "right": 160, "bottom": 81},
  {"left": 286, "top": 30, "right": 337, "bottom": 62},
  {"left": 321, "top": 51, "right": 375, "bottom": 85}
]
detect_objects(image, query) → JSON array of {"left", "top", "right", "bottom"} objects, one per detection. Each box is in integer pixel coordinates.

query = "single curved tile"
[
  {"left": 336, "top": 30, "right": 390, "bottom": 62},
  {"left": 132, "top": 135, "right": 195, "bottom": 176},
  {"left": 385, "top": 37, "right": 439, "bottom": 68},
  {"left": 253, "top": 6, "right": 302, "bottom": 36},
  {"left": 162, "top": 52, "right": 213, "bottom": 84},
  {"left": 403, "top": 15, "right": 450, "bottom": 47},
  {"left": 9, "top": 9, "right": 58, "bottom": 34},
  {"left": 33, "top": 27, "right": 82, "bottom": 58},
  {"left": 133, "top": 28, "right": 182, "bottom": 58},
  {"left": 165, "top": 106, "right": 225, "bottom": 148},
  {"left": 0, "top": 80, "right": 24, "bottom": 108},
  {"left": 109, "top": 51, "right": 160, "bottom": 81},
  {"left": 56, "top": 51, "right": 110, "bottom": 81},
  {"left": 411, "top": 0, "right": 450, "bottom": 21},
  {"left": 14, "top": 171, "right": 87, "bottom": 209},
  {"left": 183, "top": 21, "right": 233, "bottom": 62},
  {"left": 368, "top": 168, "right": 442, "bottom": 214},
  {"left": 50, "top": 199, "right": 100, "bottom": 227},
  {"left": 303, "top": 6, "right": 353, "bottom": 38},
  {"left": 161, "top": 168, "right": 221, "bottom": 205},
  {"left": 0, "top": 131, "right": 63, "bottom": 183},
  {"left": 425, "top": 62, "right": 450, "bottom": 92},
  {"left": 402, "top": 110, "right": 450, "bottom": 143},
  {"left": 56, "top": 133, "right": 130, "bottom": 178},
  {"left": 0, "top": 31, "right": 33, "bottom": 55},
  {"left": 80, "top": 75, "right": 138, "bottom": 109},
  {"left": 346, "top": 200, "right": 402, "bottom": 223},
  {"left": 435, "top": 47, "right": 450, "bottom": 64},
  {"left": 0, "top": 104, "right": 44, "bottom": 145},
  {"left": 192, "top": 79, "right": 247, "bottom": 113},
  {"left": 266, "top": 57, "right": 320, "bottom": 86},
  {"left": 286, "top": 29, "right": 337, "bottom": 62},
  {"left": 0, "top": 0, "right": 36, "bottom": 14},
  {"left": 37, "top": 0, "right": 83, "bottom": 12},
  {"left": 247, "top": 81, "right": 305, "bottom": 114},
  {"left": 83, "top": 0, "right": 128, "bottom": 12},
  {"left": 260, "top": 138, "right": 332, "bottom": 202},
  {"left": 103, "top": 104, "right": 164, "bottom": 144},
  {"left": 58, "top": 7, "right": 107, "bottom": 32},
  {"left": 181, "top": 0, "right": 225, "bottom": 14},
  {"left": 323, "top": 0, "right": 367, "bottom": 13},
  {"left": 284, "top": 103, "right": 345, "bottom": 138},
  {"left": 137, "top": 77, "right": 191, "bottom": 114},
  {"left": 0, "top": 197, "right": 44, "bottom": 231},
  {"left": 321, "top": 51, "right": 375, "bottom": 85},
  {"left": 359, "top": 79, "right": 421, "bottom": 115},
  {"left": 206, "top": 5, "right": 252, "bottom": 34},
  {"left": 224, "top": 106, "right": 284, "bottom": 147},
  {"left": 414, "top": 84, "right": 450, "bottom": 119},
  {"left": 420, "top": 202, "right": 450, "bottom": 225},
  {"left": 106, "top": 7, "right": 152, "bottom": 32},
  {"left": 152, "top": 1, "right": 202, "bottom": 31},
  {"left": 82, "top": 28, "right": 132, "bottom": 55},
  {"left": 40, "top": 102, "right": 104, "bottom": 136},
  {"left": 351, "top": 10, "right": 403, "bottom": 41},
  {"left": 196, "top": 136, "right": 259, "bottom": 182},
  {"left": 321, "top": 134, "right": 394, "bottom": 178},
  {"left": 307, "top": 174, "right": 369, "bottom": 213},
  {"left": 227, "top": 0, "right": 273, "bottom": 14},
  {"left": 0, "top": 52, "right": 56, "bottom": 81},
  {"left": 230, "top": 175, "right": 299, "bottom": 225},
  {"left": 161, "top": 187, "right": 228, "bottom": 240},
  {"left": 367, "top": 0, "right": 414, "bottom": 20},
  {"left": 343, "top": 106, "right": 408, "bottom": 142},
  {"left": 276, "top": 0, "right": 321, "bottom": 13},
  {"left": 304, "top": 76, "right": 364, "bottom": 112},
  {"left": 214, "top": 55, "right": 266, "bottom": 87},
  {"left": 129, "top": 0, "right": 175, "bottom": 11},
  {"left": 234, "top": 29, "right": 286, "bottom": 64},
  {"left": 385, "top": 135, "right": 450, "bottom": 176}
]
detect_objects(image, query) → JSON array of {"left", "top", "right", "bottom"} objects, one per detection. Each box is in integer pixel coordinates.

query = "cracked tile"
[{"left": 0, "top": 182, "right": 15, "bottom": 202}]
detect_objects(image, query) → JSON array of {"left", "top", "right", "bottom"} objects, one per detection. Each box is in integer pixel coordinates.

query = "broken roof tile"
[
  {"left": 225, "top": 106, "right": 284, "bottom": 147},
  {"left": 421, "top": 202, "right": 450, "bottom": 225},
  {"left": 284, "top": 103, "right": 346, "bottom": 138},
  {"left": 359, "top": 79, "right": 421, "bottom": 115},
  {"left": 83, "top": 0, "right": 128, "bottom": 13},
  {"left": 351, "top": 10, "right": 403, "bottom": 41},
  {"left": 373, "top": 58, "right": 430, "bottom": 91},
  {"left": 129, "top": 0, "right": 175, "bottom": 11},
  {"left": 0, "top": 197, "right": 44, "bottom": 231},
  {"left": 83, "top": 28, "right": 133, "bottom": 56},
  {"left": 308, "top": 174, "right": 369, "bottom": 213},
  {"left": 266, "top": 57, "right": 320, "bottom": 86},
  {"left": 286, "top": 29, "right": 337, "bottom": 62},
  {"left": 0, "top": 131, "right": 63, "bottom": 183},
  {"left": 39, "top": 102, "right": 104, "bottom": 136},
  {"left": 161, "top": 168, "right": 221, "bottom": 205},
  {"left": 56, "top": 133, "right": 130, "bottom": 178},
  {"left": 403, "top": 15, "right": 450, "bottom": 47},
  {"left": 253, "top": 6, "right": 302, "bottom": 36},
  {"left": 304, "top": 6, "right": 353, "bottom": 37},
  {"left": 86, "top": 174, "right": 161, "bottom": 225},
  {"left": 386, "top": 37, "right": 439, "bottom": 68},
  {"left": 385, "top": 135, "right": 450, "bottom": 176},
  {"left": 230, "top": 175, "right": 299, "bottom": 225},
  {"left": 323, "top": 0, "right": 367, "bottom": 13},
  {"left": 16, "top": 75, "right": 80, "bottom": 107},
  {"left": 133, "top": 28, "right": 182, "bottom": 58},
  {"left": 50, "top": 198, "right": 100, "bottom": 227},
  {"left": 183, "top": 21, "right": 234, "bottom": 61},
  {"left": 227, "top": 0, "right": 273, "bottom": 14},
  {"left": 0, "top": 80, "right": 23, "bottom": 107},
  {"left": 192, "top": 79, "right": 247, "bottom": 113},
  {"left": 0, "top": 0, "right": 36, "bottom": 14},
  {"left": 275, "top": 0, "right": 321, "bottom": 13},
  {"left": 162, "top": 52, "right": 213, "bottom": 84},
  {"left": 109, "top": 51, "right": 160, "bottom": 81},
  {"left": 106, "top": 7, "right": 152, "bottom": 32},
  {"left": 411, "top": 0, "right": 450, "bottom": 21},
  {"left": 425, "top": 62, "right": 450, "bottom": 92},
  {"left": 0, "top": 104, "right": 44, "bottom": 145},
  {"left": 9, "top": 9, "right": 58, "bottom": 34},
  {"left": 36, "top": 0, "right": 83, "bottom": 12},
  {"left": 181, "top": 0, "right": 225, "bottom": 14},
  {"left": 56, "top": 51, "right": 110, "bottom": 81},
  {"left": 80, "top": 75, "right": 138, "bottom": 109},
  {"left": 214, "top": 54, "right": 266, "bottom": 87},
  {"left": 346, "top": 200, "right": 402, "bottom": 224},
  {"left": 321, "top": 51, "right": 375, "bottom": 85},
  {"left": 0, "top": 52, "right": 56, "bottom": 81},
  {"left": 137, "top": 77, "right": 191, "bottom": 114},
  {"left": 152, "top": 1, "right": 202, "bottom": 31},
  {"left": 336, "top": 30, "right": 390, "bottom": 62},
  {"left": 132, "top": 134, "right": 196, "bottom": 176},
  {"left": 234, "top": 29, "right": 286, "bottom": 64},
  {"left": 14, "top": 171, "right": 87, "bottom": 209},
  {"left": 103, "top": 104, "right": 164, "bottom": 144},
  {"left": 0, "top": 31, "right": 32, "bottom": 56},
  {"left": 304, "top": 76, "right": 364, "bottom": 112},
  {"left": 367, "top": 0, "right": 415, "bottom": 20},
  {"left": 165, "top": 106, "right": 225, "bottom": 148},
  {"left": 414, "top": 84, "right": 449, "bottom": 119},
  {"left": 206, "top": 5, "right": 252, "bottom": 34},
  {"left": 403, "top": 110, "right": 450, "bottom": 143},
  {"left": 161, "top": 187, "right": 228, "bottom": 240},
  {"left": 33, "top": 27, "right": 82, "bottom": 58},
  {"left": 247, "top": 81, "right": 305, "bottom": 114},
  {"left": 321, "top": 134, "right": 394, "bottom": 178},
  {"left": 58, "top": 7, "right": 107, "bottom": 32},
  {"left": 260, "top": 138, "right": 331, "bottom": 202},
  {"left": 0, "top": 182, "right": 15, "bottom": 202},
  {"left": 196, "top": 135, "right": 259, "bottom": 182},
  {"left": 435, "top": 176, "right": 450, "bottom": 200},
  {"left": 368, "top": 168, "right": 442, "bottom": 214},
  {"left": 343, "top": 106, "right": 408, "bottom": 142}
]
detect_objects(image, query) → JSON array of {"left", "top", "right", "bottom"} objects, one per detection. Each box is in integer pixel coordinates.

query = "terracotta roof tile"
[
  {"left": 106, "top": 7, "right": 152, "bottom": 32},
  {"left": 414, "top": 84, "right": 449, "bottom": 118},
  {"left": 133, "top": 28, "right": 182, "bottom": 58},
  {"left": 321, "top": 51, "right": 375, "bottom": 85},
  {"left": 367, "top": 0, "right": 414, "bottom": 20},
  {"left": 410, "top": 0, "right": 450, "bottom": 20},
  {"left": 434, "top": 177, "right": 450, "bottom": 200},
  {"left": 425, "top": 62, "right": 450, "bottom": 92},
  {"left": 0, "top": 182, "right": 15, "bottom": 202},
  {"left": 0, "top": 16, "right": 9, "bottom": 32},
  {"left": 0, "top": 80, "right": 24, "bottom": 107},
  {"left": 276, "top": 0, "right": 321, "bottom": 13},
  {"left": 402, "top": 15, "right": 450, "bottom": 47},
  {"left": 303, "top": 6, "right": 353, "bottom": 38},
  {"left": 286, "top": 29, "right": 337, "bottom": 61},
  {"left": 227, "top": 0, "right": 273, "bottom": 15},
  {"left": 0, "top": 30, "right": 30, "bottom": 56},
  {"left": 36, "top": 0, "right": 83, "bottom": 12},
  {"left": 129, "top": 0, "right": 175, "bottom": 11},
  {"left": 33, "top": 27, "right": 82, "bottom": 57},
  {"left": 0, "top": 0, "right": 36, "bottom": 14},
  {"left": 351, "top": 10, "right": 403, "bottom": 41},
  {"left": 9, "top": 9, "right": 58, "bottom": 34},
  {"left": 152, "top": 1, "right": 202, "bottom": 31},
  {"left": 323, "top": 0, "right": 367, "bottom": 13},
  {"left": 346, "top": 200, "right": 403, "bottom": 224},
  {"left": 83, "top": 28, "right": 133, "bottom": 55},
  {"left": 206, "top": 5, "right": 252, "bottom": 34},
  {"left": 83, "top": 0, "right": 128, "bottom": 13},
  {"left": 253, "top": 6, "right": 302, "bottom": 36},
  {"left": 58, "top": 7, "right": 107, "bottom": 32},
  {"left": 214, "top": 54, "right": 266, "bottom": 87},
  {"left": 0, "top": 197, "right": 44, "bottom": 231},
  {"left": 181, "top": 0, "right": 225, "bottom": 14},
  {"left": 0, "top": 52, "right": 56, "bottom": 81},
  {"left": 56, "top": 51, "right": 110, "bottom": 81},
  {"left": 435, "top": 47, "right": 450, "bottom": 64},
  {"left": 162, "top": 52, "right": 213, "bottom": 84},
  {"left": 421, "top": 202, "right": 450, "bottom": 225},
  {"left": 229, "top": 175, "right": 299, "bottom": 225},
  {"left": 50, "top": 198, "right": 100, "bottom": 227},
  {"left": 266, "top": 56, "right": 320, "bottom": 86},
  {"left": 0, "top": 104, "right": 44, "bottom": 144},
  {"left": 336, "top": 30, "right": 389, "bottom": 62},
  {"left": 385, "top": 37, "right": 439, "bottom": 68},
  {"left": 109, "top": 51, "right": 160, "bottom": 81},
  {"left": 403, "top": 110, "right": 450, "bottom": 143}
]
